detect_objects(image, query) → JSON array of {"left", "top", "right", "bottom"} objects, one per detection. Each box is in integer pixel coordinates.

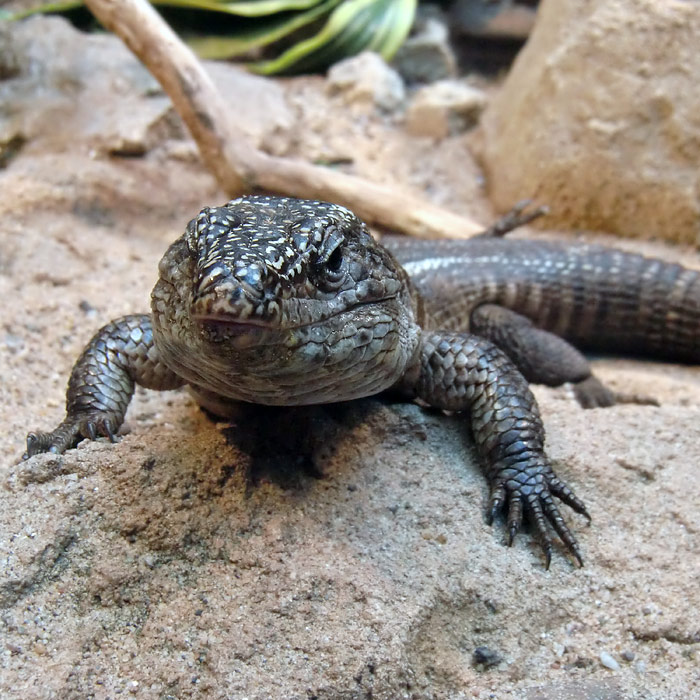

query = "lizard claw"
[
  {"left": 486, "top": 483, "right": 505, "bottom": 525},
  {"left": 488, "top": 460, "right": 588, "bottom": 568},
  {"left": 24, "top": 411, "right": 121, "bottom": 458},
  {"left": 506, "top": 493, "right": 523, "bottom": 547},
  {"left": 104, "top": 418, "right": 118, "bottom": 443}
]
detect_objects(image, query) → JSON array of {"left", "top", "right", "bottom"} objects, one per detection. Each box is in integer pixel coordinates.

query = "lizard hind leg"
[{"left": 470, "top": 304, "right": 656, "bottom": 409}]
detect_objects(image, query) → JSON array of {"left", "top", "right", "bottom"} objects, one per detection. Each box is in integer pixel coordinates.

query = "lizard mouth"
[
  {"left": 193, "top": 314, "right": 275, "bottom": 336},
  {"left": 193, "top": 295, "right": 397, "bottom": 336}
]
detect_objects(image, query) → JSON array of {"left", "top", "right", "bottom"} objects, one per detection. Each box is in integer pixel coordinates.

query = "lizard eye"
[
  {"left": 326, "top": 246, "right": 344, "bottom": 273},
  {"left": 313, "top": 230, "right": 347, "bottom": 290}
]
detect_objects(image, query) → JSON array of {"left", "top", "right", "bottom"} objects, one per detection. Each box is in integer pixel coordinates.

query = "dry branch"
[{"left": 84, "top": 0, "right": 484, "bottom": 238}]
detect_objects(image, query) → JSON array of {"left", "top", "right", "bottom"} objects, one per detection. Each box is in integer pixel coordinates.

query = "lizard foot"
[
  {"left": 24, "top": 412, "right": 119, "bottom": 459},
  {"left": 572, "top": 376, "right": 659, "bottom": 409},
  {"left": 487, "top": 460, "right": 590, "bottom": 569}
]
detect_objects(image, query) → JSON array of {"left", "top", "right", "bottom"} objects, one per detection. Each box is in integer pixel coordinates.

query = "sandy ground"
[{"left": 0, "top": 16, "right": 698, "bottom": 700}]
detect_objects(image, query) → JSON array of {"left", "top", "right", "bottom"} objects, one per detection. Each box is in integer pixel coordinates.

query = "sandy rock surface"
[
  {"left": 477, "top": 0, "right": 700, "bottom": 245},
  {"left": 1, "top": 15, "right": 699, "bottom": 700}
]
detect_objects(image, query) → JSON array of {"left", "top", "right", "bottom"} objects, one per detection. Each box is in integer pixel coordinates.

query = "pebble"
[
  {"left": 392, "top": 16, "right": 457, "bottom": 84},
  {"left": 599, "top": 650, "right": 620, "bottom": 671},
  {"left": 327, "top": 52, "right": 405, "bottom": 112},
  {"left": 472, "top": 646, "right": 503, "bottom": 668},
  {"left": 405, "top": 80, "right": 487, "bottom": 138}
]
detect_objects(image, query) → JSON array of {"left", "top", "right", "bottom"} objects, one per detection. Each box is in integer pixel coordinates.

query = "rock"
[
  {"left": 205, "top": 61, "right": 294, "bottom": 155},
  {"left": 0, "top": 15, "right": 294, "bottom": 158},
  {"left": 327, "top": 52, "right": 405, "bottom": 112},
  {"left": 472, "top": 645, "right": 503, "bottom": 668},
  {"left": 406, "top": 80, "right": 487, "bottom": 138},
  {"left": 392, "top": 13, "right": 457, "bottom": 84},
  {"left": 0, "top": 15, "right": 173, "bottom": 156},
  {"left": 599, "top": 650, "right": 621, "bottom": 671},
  {"left": 477, "top": 0, "right": 700, "bottom": 245},
  {"left": 451, "top": 0, "right": 537, "bottom": 40}
]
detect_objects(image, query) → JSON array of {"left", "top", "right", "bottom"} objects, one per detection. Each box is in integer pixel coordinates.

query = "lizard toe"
[{"left": 23, "top": 412, "right": 121, "bottom": 458}]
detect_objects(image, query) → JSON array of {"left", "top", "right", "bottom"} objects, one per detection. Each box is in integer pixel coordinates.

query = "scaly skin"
[
  {"left": 386, "top": 233, "right": 700, "bottom": 406},
  {"left": 25, "top": 196, "right": 700, "bottom": 567}
]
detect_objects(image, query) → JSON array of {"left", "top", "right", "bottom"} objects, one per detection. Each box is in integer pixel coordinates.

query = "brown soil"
[{"left": 0, "top": 16, "right": 698, "bottom": 700}]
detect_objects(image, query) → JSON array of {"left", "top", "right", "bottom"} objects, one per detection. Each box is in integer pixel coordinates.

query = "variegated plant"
[{"left": 11, "top": 0, "right": 417, "bottom": 74}]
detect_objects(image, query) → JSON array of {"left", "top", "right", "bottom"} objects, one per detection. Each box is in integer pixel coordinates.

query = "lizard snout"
[
  {"left": 191, "top": 258, "right": 281, "bottom": 325},
  {"left": 232, "top": 261, "right": 269, "bottom": 301}
]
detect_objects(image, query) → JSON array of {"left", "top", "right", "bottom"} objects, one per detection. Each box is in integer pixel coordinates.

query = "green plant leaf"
[
  {"left": 12, "top": 0, "right": 417, "bottom": 74},
  {"left": 154, "top": 0, "right": 330, "bottom": 18},
  {"left": 186, "top": 0, "right": 343, "bottom": 59},
  {"left": 251, "top": 0, "right": 416, "bottom": 74},
  {"left": 11, "top": 0, "right": 330, "bottom": 20},
  {"left": 10, "top": 0, "right": 84, "bottom": 20}
]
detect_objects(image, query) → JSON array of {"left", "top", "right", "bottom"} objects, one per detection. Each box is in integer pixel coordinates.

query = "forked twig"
[{"left": 84, "top": 0, "right": 486, "bottom": 238}]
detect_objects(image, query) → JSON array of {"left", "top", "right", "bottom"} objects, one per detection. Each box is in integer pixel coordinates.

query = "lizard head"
[{"left": 151, "top": 195, "right": 420, "bottom": 406}]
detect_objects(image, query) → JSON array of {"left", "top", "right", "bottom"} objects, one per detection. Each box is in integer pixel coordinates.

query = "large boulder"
[{"left": 477, "top": 0, "right": 700, "bottom": 245}]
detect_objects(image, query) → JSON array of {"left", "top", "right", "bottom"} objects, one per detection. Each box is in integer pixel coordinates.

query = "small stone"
[
  {"left": 78, "top": 299, "right": 96, "bottom": 314},
  {"left": 405, "top": 80, "right": 487, "bottom": 138},
  {"left": 392, "top": 15, "right": 457, "bottom": 84},
  {"left": 472, "top": 646, "right": 503, "bottom": 668},
  {"left": 621, "top": 649, "right": 635, "bottom": 662},
  {"left": 3, "top": 332, "right": 24, "bottom": 351},
  {"left": 599, "top": 650, "right": 620, "bottom": 671},
  {"left": 569, "top": 655, "right": 594, "bottom": 669},
  {"left": 327, "top": 52, "right": 405, "bottom": 112}
]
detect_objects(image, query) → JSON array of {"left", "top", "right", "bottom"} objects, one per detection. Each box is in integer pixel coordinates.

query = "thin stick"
[{"left": 84, "top": 0, "right": 484, "bottom": 238}]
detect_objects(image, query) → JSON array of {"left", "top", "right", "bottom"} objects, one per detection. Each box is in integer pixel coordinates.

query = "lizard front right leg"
[
  {"left": 402, "top": 331, "right": 590, "bottom": 568},
  {"left": 24, "top": 314, "right": 184, "bottom": 457}
]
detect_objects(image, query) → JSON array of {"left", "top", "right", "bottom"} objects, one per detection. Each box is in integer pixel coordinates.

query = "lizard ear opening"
[{"left": 185, "top": 220, "right": 199, "bottom": 257}]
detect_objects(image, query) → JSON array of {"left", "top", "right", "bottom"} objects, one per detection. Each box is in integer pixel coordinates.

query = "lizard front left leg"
[
  {"left": 24, "top": 314, "right": 184, "bottom": 457},
  {"left": 401, "top": 331, "right": 590, "bottom": 568}
]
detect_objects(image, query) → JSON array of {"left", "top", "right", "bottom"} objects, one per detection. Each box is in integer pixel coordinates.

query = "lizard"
[{"left": 22, "top": 195, "right": 700, "bottom": 568}]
